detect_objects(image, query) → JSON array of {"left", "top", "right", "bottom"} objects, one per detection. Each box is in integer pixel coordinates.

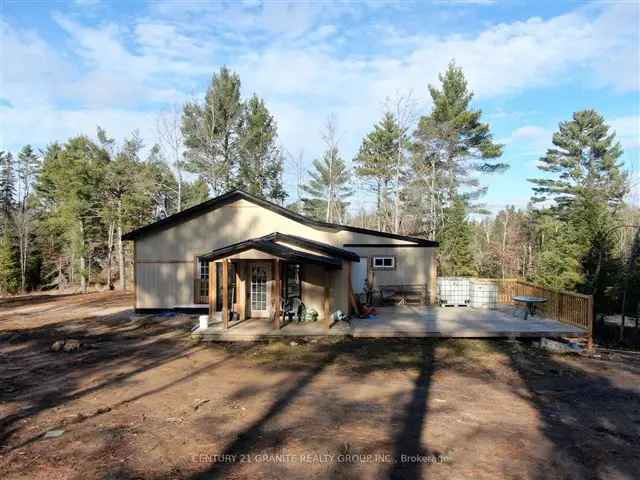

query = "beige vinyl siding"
[
  {"left": 134, "top": 198, "right": 432, "bottom": 310},
  {"left": 136, "top": 262, "right": 193, "bottom": 308},
  {"left": 346, "top": 246, "right": 435, "bottom": 288}
]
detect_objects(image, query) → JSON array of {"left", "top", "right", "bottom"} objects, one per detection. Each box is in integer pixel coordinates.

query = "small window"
[{"left": 373, "top": 256, "right": 395, "bottom": 269}]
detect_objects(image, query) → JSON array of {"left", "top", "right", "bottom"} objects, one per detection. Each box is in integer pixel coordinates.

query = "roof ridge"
[{"left": 122, "top": 189, "right": 438, "bottom": 247}]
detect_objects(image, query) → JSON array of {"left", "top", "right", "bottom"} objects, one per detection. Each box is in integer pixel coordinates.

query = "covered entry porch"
[{"left": 198, "top": 233, "right": 359, "bottom": 331}]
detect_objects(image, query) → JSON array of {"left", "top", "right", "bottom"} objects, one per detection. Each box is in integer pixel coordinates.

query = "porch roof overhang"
[{"left": 199, "top": 237, "right": 346, "bottom": 269}]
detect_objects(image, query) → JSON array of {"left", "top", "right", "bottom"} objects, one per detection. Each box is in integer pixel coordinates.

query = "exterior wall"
[
  {"left": 133, "top": 198, "right": 429, "bottom": 309},
  {"left": 345, "top": 246, "right": 436, "bottom": 295},
  {"left": 136, "top": 262, "right": 193, "bottom": 308}
]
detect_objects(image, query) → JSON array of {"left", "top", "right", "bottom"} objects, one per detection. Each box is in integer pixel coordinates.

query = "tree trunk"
[
  {"left": 18, "top": 225, "right": 26, "bottom": 293},
  {"left": 393, "top": 142, "right": 401, "bottom": 234},
  {"left": 79, "top": 222, "right": 87, "bottom": 294},
  {"left": 107, "top": 222, "right": 114, "bottom": 290},
  {"left": 58, "top": 257, "right": 63, "bottom": 292},
  {"left": 376, "top": 183, "right": 382, "bottom": 232},
  {"left": 117, "top": 223, "right": 125, "bottom": 290}
]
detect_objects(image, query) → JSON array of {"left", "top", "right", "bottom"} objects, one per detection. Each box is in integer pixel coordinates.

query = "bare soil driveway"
[{"left": 1, "top": 292, "right": 639, "bottom": 479}]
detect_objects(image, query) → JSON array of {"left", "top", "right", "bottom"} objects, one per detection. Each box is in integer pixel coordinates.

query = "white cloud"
[
  {"left": 506, "top": 125, "right": 552, "bottom": 148},
  {"left": 609, "top": 116, "right": 640, "bottom": 150},
  {"left": 0, "top": 1, "right": 638, "bottom": 180},
  {"left": 0, "top": 104, "right": 157, "bottom": 151}
]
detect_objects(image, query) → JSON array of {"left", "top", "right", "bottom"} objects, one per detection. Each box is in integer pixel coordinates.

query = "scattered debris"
[
  {"left": 289, "top": 341, "right": 299, "bottom": 346},
  {"left": 63, "top": 413, "right": 87, "bottom": 425},
  {"left": 192, "top": 398, "right": 210, "bottom": 410},
  {"left": 63, "top": 339, "right": 81, "bottom": 352},
  {"left": 166, "top": 417, "right": 184, "bottom": 423},
  {"left": 51, "top": 341, "right": 65, "bottom": 352},
  {"left": 310, "top": 339, "right": 318, "bottom": 344},
  {"left": 538, "top": 337, "right": 583, "bottom": 354},
  {"left": 43, "top": 430, "right": 65, "bottom": 439}
]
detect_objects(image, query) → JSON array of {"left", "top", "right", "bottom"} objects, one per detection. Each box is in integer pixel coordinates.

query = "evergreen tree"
[
  {"left": 414, "top": 61, "right": 505, "bottom": 207},
  {"left": 0, "top": 151, "right": 16, "bottom": 217},
  {"left": 407, "top": 61, "right": 505, "bottom": 243},
  {"left": 182, "top": 66, "right": 243, "bottom": 194},
  {"left": 0, "top": 227, "right": 19, "bottom": 294},
  {"left": 529, "top": 110, "right": 629, "bottom": 301},
  {"left": 353, "top": 112, "right": 402, "bottom": 231},
  {"left": 182, "top": 178, "right": 210, "bottom": 208},
  {"left": 437, "top": 196, "right": 475, "bottom": 276},
  {"left": 532, "top": 214, "right": 584, "bottom": 290},
  {"left": 15, "top": 145, "right": 40, "bottom": 292},
  {"left": 37, "top": 136, "right": 108, "bottom": 292},
  {"left": 237, "top": 94, "right": 286, "bottom": 202},
  {"left": 530, "top": 110, "right": 627, "bottom": 212}
]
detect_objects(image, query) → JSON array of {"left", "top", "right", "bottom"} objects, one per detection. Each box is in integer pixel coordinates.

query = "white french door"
[{"left": 249, "top": 263, "right": 271, "bottom": 318}]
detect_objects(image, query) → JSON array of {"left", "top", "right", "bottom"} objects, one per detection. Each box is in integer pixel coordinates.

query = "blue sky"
[{"left": 1, "top": 0, "right": 639, "bottom": 211}]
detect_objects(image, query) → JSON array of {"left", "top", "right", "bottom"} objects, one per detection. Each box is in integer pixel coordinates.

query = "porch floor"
[
  {"left": 192, "top": 304, "right": 587, "bottom": 341},
  {"left": 351, "top": 305, "right": 586, "bottom": 338}
]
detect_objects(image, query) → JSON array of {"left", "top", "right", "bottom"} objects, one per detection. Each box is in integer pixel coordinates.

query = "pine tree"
[
  {"left": 237, "top": 94, "right": 286, "bottom": 202},
  {"left": 182, "top": 178, "right": 210, "bottom": 208},
  {"left": 0, "top": 229, "right": 19, "bottom": 294},
  {"left": 410, "top": 61, "right": 505, "bottom": 240},
  {"left": 15, "top": 145, "right": 40, "bottom": 292},
  {"left": 529, "top": 110, "right": 629, "bottom": 300},
  {"left": 438, "top": 196, "right": 476, "bottom": 276},
  {"left": 532, "top": 214, "right": 584, "bottom": 290},
  {"left": 353, "top": 112, "right": 401, "bottom": 231},
  {"left": 37, "top": 137, "right": 108, "bottom": 292},
  {"left": 182, "top": 66, "right": 243, "bottom": 194},
  {"left": 0, "top": 151, "right": 16, "bottom": 217},
  {"left": 414, "top": 61, "right": 505, "bottom": 204}
]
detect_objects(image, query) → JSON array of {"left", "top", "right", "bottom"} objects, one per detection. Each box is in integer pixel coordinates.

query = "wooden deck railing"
[
  {"left": 489, "top": 278, "right": 593, "bottom": 333},
  {"left": 193, "top": 278, "right": 208, "bottom": 305}
]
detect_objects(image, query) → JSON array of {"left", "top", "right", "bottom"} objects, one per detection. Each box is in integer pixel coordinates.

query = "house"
[{"left": 122, "top": 189, "right": 438, "bottom": 330}]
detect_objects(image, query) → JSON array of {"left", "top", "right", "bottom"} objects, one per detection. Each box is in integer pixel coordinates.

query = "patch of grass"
[{"left": 439, "top": 339, "right": 502, "bottom": 358}]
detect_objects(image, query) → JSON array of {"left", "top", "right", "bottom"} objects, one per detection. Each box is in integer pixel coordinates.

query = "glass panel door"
[{"left": 250, "top": 263, "right": 271, "bottom": 318}]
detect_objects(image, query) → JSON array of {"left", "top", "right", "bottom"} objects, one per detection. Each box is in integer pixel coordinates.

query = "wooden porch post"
[
  {"left": 324, "top": 269, "right": 331, "bottom": 330},
  {"left": 237, "top": 261, "right": 246, "bottom": 321},
  {"left": 222, "top": 260, "right": 229, "bottom": 329},
  {"left": 208, "top": 261, "right": 216, "bottom": 320},
  {"left": 347, "top": 260, "right": 353, "bottom": 315},
  {"left": 273, "top": 259, "right": 282, "bottom": 329}
]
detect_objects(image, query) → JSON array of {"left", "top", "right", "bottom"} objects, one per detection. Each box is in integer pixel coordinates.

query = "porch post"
[
  {"left": 324, "top": 268, "right": 331, "bottom": 330},
  {"left": 237, "top": 261, "right": 246, "bottom": 321},
  {"left": 222, "top": 260, "right": 229, "bottom": 329},
  {"left": 347, "top": 260, "right": 353, "bottom": 315},
  {"left": 208, "top": 261, "right": 216, "bottom": 320},
  {"left": 273, "top": 259, "right": 281, "bottom": 329}
]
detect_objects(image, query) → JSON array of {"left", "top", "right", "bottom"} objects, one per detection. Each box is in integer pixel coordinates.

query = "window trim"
[{"left": 372, "top": 255, "right": 396, "bottom": 270}]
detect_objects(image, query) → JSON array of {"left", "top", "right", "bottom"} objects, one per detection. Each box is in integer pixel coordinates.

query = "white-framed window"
[{"left": 372, "top": 256, "right": 395, "bottom": 269}]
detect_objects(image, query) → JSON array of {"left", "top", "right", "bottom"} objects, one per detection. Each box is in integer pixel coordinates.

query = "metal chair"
[{"left": 282, "top": 296, "right": 306, "bottom": 323}]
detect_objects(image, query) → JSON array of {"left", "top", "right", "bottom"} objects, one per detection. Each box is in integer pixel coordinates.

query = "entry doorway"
[
  {"left": 351, "top": 256, "right": 368, "bottom": 294},
  {"left": 249, "top": 262, "right": 271, "bottom": 318}
]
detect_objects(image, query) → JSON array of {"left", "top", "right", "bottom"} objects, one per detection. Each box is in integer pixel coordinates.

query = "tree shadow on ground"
[
  {"left": 387, "top": 340, "right": 437, "bottom": 480},
  {"left": 0, "top": 308, "right": 238, "bottom": 448},
  {"left": 493, "top": 341, "right": 640, "bottom": 480},
  {"left": 182, "top": 339, "right": 438, "bottom": 480}
]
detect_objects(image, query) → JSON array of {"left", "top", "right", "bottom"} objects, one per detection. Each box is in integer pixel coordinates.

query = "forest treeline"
[{"left": 0, "top": 62, "right": 638, "bottom": 318}]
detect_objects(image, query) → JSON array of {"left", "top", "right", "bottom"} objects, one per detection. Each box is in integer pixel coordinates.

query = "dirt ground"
[{"left": 1, "top": 292, "right": 639, "bottom": 480}]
